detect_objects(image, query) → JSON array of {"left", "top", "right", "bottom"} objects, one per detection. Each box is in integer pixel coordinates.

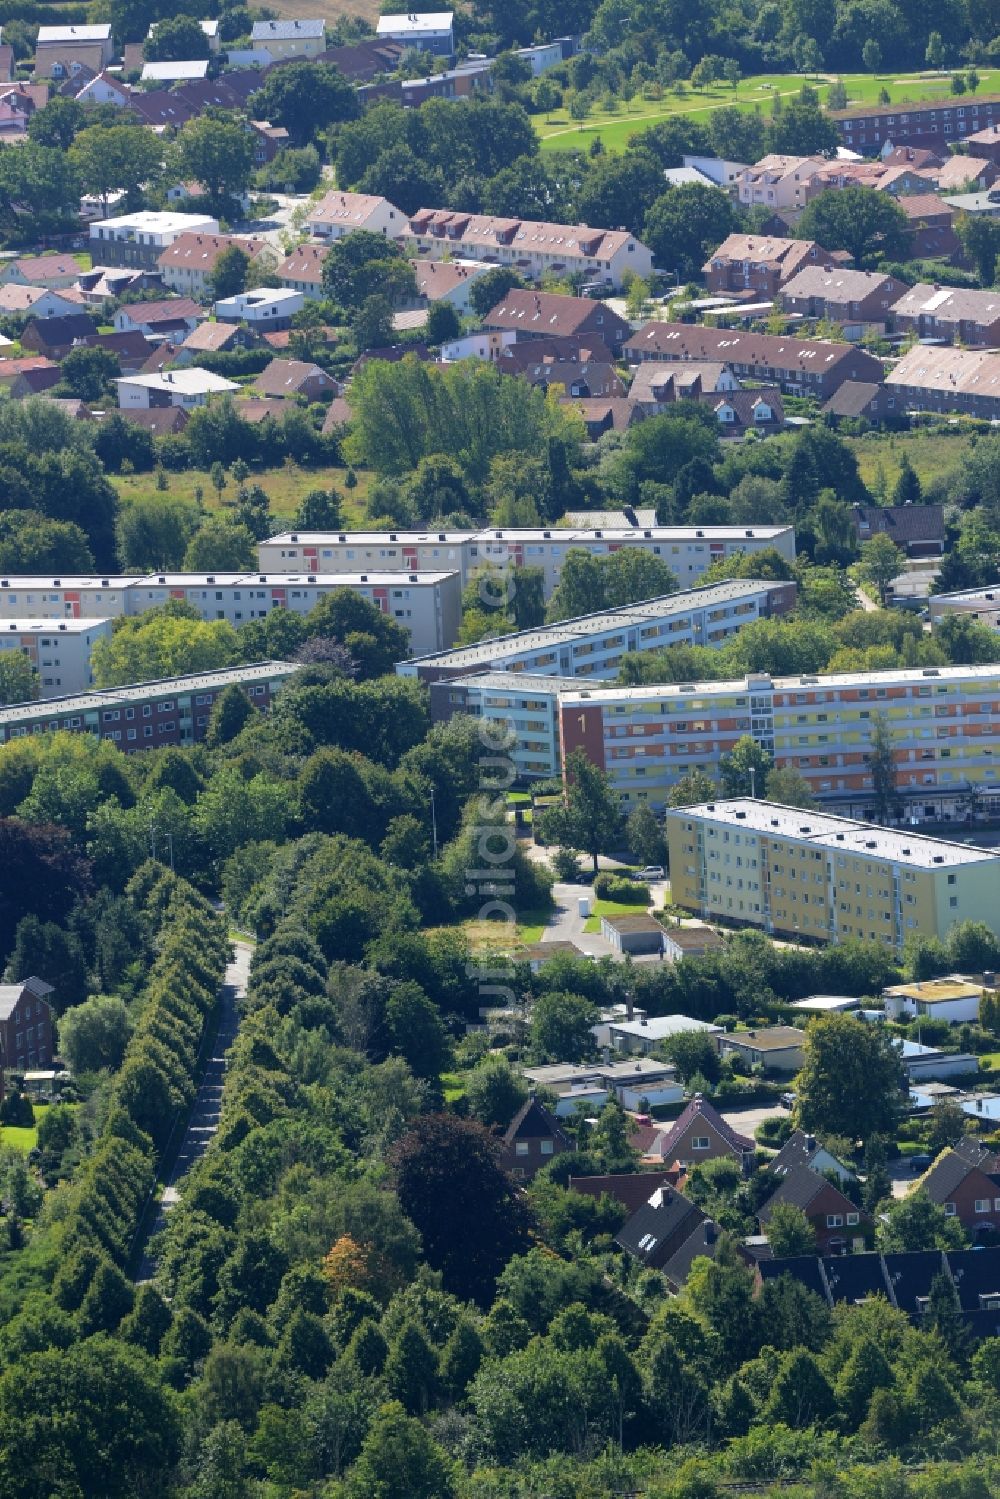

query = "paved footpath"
[{"left": 134, "top": 939, "right": 251, "bottom": 1283}]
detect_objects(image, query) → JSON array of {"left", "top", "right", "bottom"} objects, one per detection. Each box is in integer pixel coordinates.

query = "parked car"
[{"left": 638, "top": 865, "right": 665, "bottom": 881}]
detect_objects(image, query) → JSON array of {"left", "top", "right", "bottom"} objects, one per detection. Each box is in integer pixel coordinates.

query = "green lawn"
[
  {"left": 112, "top": 463, "right": 372, "bottom": 526},
  {"left": 441, "top": 1071, "right": 466, "bottom": 1103},
  {"left": 536, "top": 70, "right": 1000, "bottom": 153},
  {"left": 583, "top": 895, "right": 650, "bottom": 933},
  {"left": 0, "top": 1100, "right": 55, "bottom": 1154},
  {"left": 845, "top": 427, "right": 974, "bottom": 496}
]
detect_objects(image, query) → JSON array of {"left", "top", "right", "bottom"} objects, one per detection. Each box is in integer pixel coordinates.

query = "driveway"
[
  {"left": 719, "top": 1100, "right": 786, "bottom": 1142},
  {"left": 232, "top": 192, "right": 311, "bottom": 249},
  {"left": 543, "top": 882, "right": 616, "bottom": 957}
]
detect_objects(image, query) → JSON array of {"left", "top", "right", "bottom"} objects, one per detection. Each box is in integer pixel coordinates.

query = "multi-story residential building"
[
  {"left": 889, "top": 283, "right": 1000, "bottom": 346},
  {"left": 404, "top": 579, "right": 796, "bottom": 685},
  {"left": 0, "top": 572, "right": 461, "bottom": 657},
  {"left": 376, "top": 10, "right": 453, "bottom": 55},
  {"left": 704, "top": 234, "right": 841, "bottom": 297},
  {"left": 304, "top": 190, "right": 403, "bottom": 242},
  {"left": 664, "top": 797, "right": 1000, "bottom": 950},
  {"left": 258, "top": 524, "right": 798, "bottom": 597},
  {"left": 275, "top": 243, "right": 327, "bottom": 300},
  {"left": 157, "top": 232, "right": 269, "bottom": 297},
  {"left": 404, "top": 209, "right": 654, "bottom": 289},
  {"left": 481, "top": 288, "right": 633, "bottom": 352},
  {"left": 0, "top": 618, "right": 111, "bottom": 696},
  {"left": 214, "top": 288, "right": 304, "bottom": 330},
  {"left": 429, "top": 672, "right": 574, "bottom": 779},
  {"left": 0, "top": 662, "right": 295, "bottom": 751},
  {"left": 552, "top": 663, "right": 1000, "bottom": 820},
  {"left": 779, "top": 267, "right": 910, "bottom": 336},
  {"left": 929, "top": 585, "right": 1000, "bottom": 631},
  {"left": 832, "top": 94, "right": 1000, "bottom": 154},
  {"left": 34, "top": 23, "right": 112, "bottom": 78},
  {"left": 90, "top": 212, "right": 220, "bottom": 270},
  {"left": 250, "top": 18, "right": 325, "bottom": 58},
  {"left": 624, "top": 322, "right": 884, "bottom": 400},
  {"left": 0, "top": 976, "right": 54, "bottom": 1071},
  {"left": 736, "top": 155, "right": 828, "bottom": 211},
  {"left": 885, "top": 344, "right": 1000, "bottom": 419}
]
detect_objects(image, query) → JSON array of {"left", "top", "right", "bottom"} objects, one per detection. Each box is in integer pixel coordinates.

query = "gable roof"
[
  {"left": 853, "top": 504, "right": 944, "bottom": 545},
  {"left": 821, "top": 380, "right": 885, "bottom": 418},
  {"left": 660, "top": 1216, "right": 725, "bottom": 1288},
  {"left": 483, "top": 289, "right": 630, "bottom": 339},
  {"left": 655, "top": 1094, "right": 754, "bottom": 1161},
  {"left": 624, "top": 321, "right": 878, "bottom": 377},
  {"left": 23, "top": 314, "right": 99, "bottom": 346},
  {"left": 769, "top": 1129, "right": 855, "bottom": 1180},
  {"left": 122, "top": 298, "right": 203, "bottom": 326},
  {"left": 503, "top": 1096, "right": 572, "bottom": 1148},
  {"left": 179, "top": 321, "right": 257, "bottom": 353},
  {"left": 758, "top": 1162, "right": 858, "bottom": 1218},
  {"left": 615, "top": 1185, "right": 706, "bottom": 1268},
  {"left": 254, "top": 358, "right": 335, "bottom": 396},
  {"left": 569, "top": 1170, "right": 677, "bottom": 1213},
  {"left": 820, "top": 1251, "right": 890, "bottom": 1304},
  {"left": 756, "top": 1253, "right": 830, "bottom": 1301},
  {"left": 919, "top": 1146, "right": 1000, "bottom": 1204},
  {"left": 158, "top": 232, "right": 269, "bottom": 274},
  {"left": 117, "top": 406, "right": 190, "bottom": 435},
  {"left": 276, "top": 243, "right": 327, "bottom": 285},
  {"left": 7, "top": 254, "right": 80, "bottom": 284}
]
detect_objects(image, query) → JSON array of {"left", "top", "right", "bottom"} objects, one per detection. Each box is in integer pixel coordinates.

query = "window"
[
  {"left": 691, "top": 1135, "right": 710, "bottom": 1150},
  {"left": 846, "top": 1212, "right": 860, "bottom": 1226},
  {"left": 826, "top": 1214, "right": 844, "bottom": 1228},
  {"left": 944, "top": 1202, "right": 957, "bottom": 1216},
  {"left": 514, "top": 1142, "right": 529, "bottom": 1157},
  {"left": 540, "top": 1139, "right": 554, "bottom": 1156},
  {"left": 974, "top": 1198, "right": 991, "bottom": 1213}
]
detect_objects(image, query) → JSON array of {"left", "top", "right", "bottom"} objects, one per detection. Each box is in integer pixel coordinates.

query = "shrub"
[{"left": 593, "top": 873, "right": 649, "bottom": 903}]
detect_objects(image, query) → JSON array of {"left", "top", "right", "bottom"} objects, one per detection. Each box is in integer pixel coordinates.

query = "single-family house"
[
  {"left": 895, "top": 195, "right": 961, "bottom": 260},
  {"left": 118, "top": 406, "right": 190, "bottom": 437},
  {"left": 500, "top": 1096, "right": 573, "bottom": 1180},
  {"left": 851, "top": 503, "right": 945, "bottom": 559},
  {"left": 411, "top": 258, "right": 492, "bottom": 313},
  {"left": 114, "top": 299, "right": 204, "bottom": 340},
  {"left": 250, "top": 18, "right": 326, "bottom": 58},
  {"left": 12, "top": 366, "right": 63, "bottom": 398},
  {"left": 604, "top": 1014, "right": 721, "bottom": 1056},
  {"left": 615, "top": 1183, "right": 708, "bottom": 1270},
  {"left": 140, "top": 59, "right": 210, "bottom": 83},
  {"left": 34, "top": 24, "right": 113, "bottom": 79},
  {"left": 215, "top": 288, "right": 304, "bottom": 330},
  {"left": 820, "top": 380, "right": 899, "bottom": 424},
  {"left": 0, "top": 286, "right": 86, "bottom": 321},
  {"left": 737, "top": 155, "right": 829, "bottom": 212},
  {"left": 758, "top": 1163, "right": 872, "bottom": 1253},
  {"left": 305, "top": 190, "right": 403, "bottom": 241},
  {"left": 254, "top": 359, "right": 338, "bottom": 401},
  {"left": 651, "top": 1093, "right": 756, "bottom": 1173},
  {"left": 0, "top": 976, "right": 54, "bottom": 1071},
  {"left": 20, "top": 314, "right": 100, "bottom": 360},
  {"left": 116, "top": 368, "right": 239, "bottom": 410},
  {"left": 0, "top": 254, "right": 82, "bottom": 290},
  {"left": 173, "top": 323, "right": 261, "bottom": 363},
  {"left": 768, "top": 1128, "right": 857, "bottom": 1184},
  {"left": 884, "top": 975, "right": 984, "bottom": 1025},
  {"left": 716, "top": 1026, "right": 807, "bottom": 1074},
  {"left": 249, "top": 120, "right": 290, "bottom": 165},
  {"left": 916, "top": 1140, "right": 1000, "bottom": 1235},
  {"left": 0, "top": 356, "right": 59, "bottom": 392},
  {"left": 569, "top": 1170, "right": 682, "bottom": 1214}
]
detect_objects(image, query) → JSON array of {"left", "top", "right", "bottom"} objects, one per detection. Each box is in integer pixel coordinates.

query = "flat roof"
[
  {"left": 0, "top": 618, "right": 110, "bottom": 633},
  {"left": 669, "top": 798, "right": 999, "bottom": 870},
  {"left": 721, "top": 1026, "right": 806, "bottom": 1051},
  {"left": 405, "top": 580, "right": 780, "bottom": 670},
  {"left": 442, "top": 672, "right": 577, "bottom": 695},
  {"left": 602, "top": 914, "right": 662, "bottom": 933},
  {"left": 92, "top": 211, "right": 218, "bottom": 233},
  {"left": 263, "top": 524, "right": 794, "bottom": 547},
  {"left": 37, "top": 23, "right": 110, "bottom": 39},
  {"left": 0, "top": 571, "right": 459, "bottom": 592},
  {"left": 606, "top": 1015, "right": 721, "bottom": 1038},
  {"left": 378, "top": 11, "right": 453, "bottom": 29},
  {"left": 117, "top": 370, "right": 238, "bottom": 395},
  {"left": 791, "top": 995, "right": 860, "bottom": 1011},
  {"left": 884, "top": 977, "right": 982, "bottom": 1002},
  {"left": 0, "top": 661, "right": 296, "bottom": 724},
  {"left": 558, "top": 661, "right": 1000, "bottom": 707}
]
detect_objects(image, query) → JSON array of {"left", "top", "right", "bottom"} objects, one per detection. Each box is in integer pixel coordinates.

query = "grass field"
[
  {"left": 112, "top": 464, "right": 372, "bottom": 527},
  {"left": 0, "top": 1101, "right": 55, "bottom": 1154},
  {"left": 537, "top": 70, "right": 1000, "bottom": 153},
  {"left": 583, "top": 896, "right": 651, "bottom": 933},
  {"left": 845, "top": 427, "right": 974, "bottom": 495}
]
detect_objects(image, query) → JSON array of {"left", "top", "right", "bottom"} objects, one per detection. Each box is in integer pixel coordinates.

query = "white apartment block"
[
  {"left": 403, "top": 209, "right": 654, "bottom": 289},
  {"left": 259, "top": 525, "right": 797, "bottom": 598},
  {"left": 90, "top": 213, "right": 220, "bottom": 271},
  {"left": 305, "top": 191, "right": 404, "bottom": 242},
  {"left": 550, "top": 664, "right": 1000, "bottom": 821},
  {"left": 0, "top": 619, "right": 112, "bottom": 697},
  {"left": 0, "top": 573, "right": 462, "bottom": 657},
  {"left": 402, "top": 578, "right": 796, "bottom": 684}
]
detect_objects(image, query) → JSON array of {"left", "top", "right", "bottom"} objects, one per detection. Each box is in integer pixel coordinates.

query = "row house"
[
  {"left": 258, "top": 523, "right": 798, "bottom": 598},
  {"left": 404, "top": 208, "right": 654, "bottom": 289},
  {"left": 624, "top": 321, "right": 884, "bottom": 400},
  {"left": 832, "top": 94, "right": 1000, "bottom": 154},
  {"left": 481, "top": 288, "right": 632, "bottom": 352},
  {"left": 779, "top": 266, "right": 910, "bottom": 337},
  {"left": 736, "top": 154, "right": 828, "bottom": 212},
  {"left": 889, "top": 283, "right": 1000, "bottom": 346},
  {"left": 0, "top": 663, "right": 295, "bottom": 752},
  {"left": 885, "top": 344, "right": 1000, "bottom": 420},
  {"left": 703, "top": 233, "right": 843, "bottom": 298},
  {"left": 158, "top": 232, "right": 270, "bottom": 298}
]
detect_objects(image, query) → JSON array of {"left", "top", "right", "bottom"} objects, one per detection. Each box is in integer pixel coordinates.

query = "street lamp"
[
  {"left": 430, "top": 787, "right": 438, "bottom": 859},
  {"left": 749, "top": 766, "right": 757, "bottom": 799}
]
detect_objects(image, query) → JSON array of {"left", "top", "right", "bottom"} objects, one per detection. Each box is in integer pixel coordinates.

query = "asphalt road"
[{"left": 134, "top": 940, "right": 251, "bottom": 1284}]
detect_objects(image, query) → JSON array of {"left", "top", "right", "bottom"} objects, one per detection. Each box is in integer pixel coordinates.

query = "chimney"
[
  {"left": 626, "top": 993, "right": 634, "bottom": 1021},
  {"left": 805, "top": 1135, "right": 816, "bottom": 1151}
]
